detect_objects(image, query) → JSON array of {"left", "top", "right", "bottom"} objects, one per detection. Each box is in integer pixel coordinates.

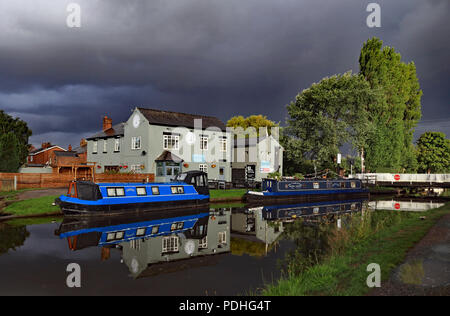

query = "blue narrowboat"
[
  {"left": 56, "top": 208, "right": 210, "bottom": 250},
  {"left": 245, "top": 178, "right": 369, "bottom": 204},
  {"left": 55, "top": 171, "right": 209, "bottom": 216}
]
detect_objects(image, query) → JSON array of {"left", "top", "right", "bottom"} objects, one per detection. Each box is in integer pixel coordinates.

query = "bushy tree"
[
  {"left": 416, "top": 132, "right": 450, "bottom": 173},
  {"left": 284, "top": 72, "right": 380, "bottom": 172},
  {"left": 0, "top": 110, "right": 32, "bottom": 172},
  {"left": 227, "top": 114, "right": 277, "bottom": 136}
]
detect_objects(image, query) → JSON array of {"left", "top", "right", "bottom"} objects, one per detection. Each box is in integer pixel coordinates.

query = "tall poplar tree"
[{"left": 359, "top": 37, "right": 422, "bottom": 172}]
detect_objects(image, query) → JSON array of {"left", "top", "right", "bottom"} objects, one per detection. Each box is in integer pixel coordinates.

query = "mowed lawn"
[
  {"left": 210, "top": 189, "right": 247, "bottom": 200},
  {"left": 2, "top": 195, "right": 61, "bottom": 216}
]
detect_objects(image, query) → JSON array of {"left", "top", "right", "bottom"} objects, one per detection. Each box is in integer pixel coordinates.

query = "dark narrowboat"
[
  {"left": 244, "top": 178, "right": 369, "bottom": 204},
  {"left": 55, "top": 171, "right": 209, "bottom": 216},
  {"left": 258, "top": 198, "right": 366, "bottom": 221}
]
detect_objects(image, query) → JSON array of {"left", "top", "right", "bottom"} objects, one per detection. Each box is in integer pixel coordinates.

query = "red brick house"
[{"left": 27, "top": 142, "right": 66, "bottom": 166}]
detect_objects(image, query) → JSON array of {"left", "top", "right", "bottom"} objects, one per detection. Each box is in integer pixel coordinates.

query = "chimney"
[
  {"left": 68, "top": 144, "right": 72, "bottom": 151},
  {"left": 103, "top": 116, "right": 113, "bottom": 131},
  {"left": 41, "top": 142, "right": 51, "bottom": 149},
  {"left": 80, "top": 138, "right": 87, "bottom": 147}
]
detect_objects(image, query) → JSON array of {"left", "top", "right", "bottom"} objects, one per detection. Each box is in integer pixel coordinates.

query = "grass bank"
[
  {"left": 210, "top": 189, "right": 247, "bottom": 201},
  {"left": 2, "top": 195, "right": 61, "bottom": 217},
  {"left": 261, "top": 202, "right": 450, "bottom": 296}
]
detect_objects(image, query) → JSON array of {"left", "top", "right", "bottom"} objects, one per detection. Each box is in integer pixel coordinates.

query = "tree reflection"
[{"left": 0, "top": 223, "right": 29, "bottom": 255}]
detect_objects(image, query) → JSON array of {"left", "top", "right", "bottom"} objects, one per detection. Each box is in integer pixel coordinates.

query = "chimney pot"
[{"left": 103, "top": 116, "right": 113, "bottom": 131}]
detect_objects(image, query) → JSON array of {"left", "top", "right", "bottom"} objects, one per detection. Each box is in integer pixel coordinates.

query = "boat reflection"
[
  {"left": 56, "top": 208, "right": 231, "bottom": 278},
  {"left": 229, "top": 198, "right": 367, "bottom": 256}
]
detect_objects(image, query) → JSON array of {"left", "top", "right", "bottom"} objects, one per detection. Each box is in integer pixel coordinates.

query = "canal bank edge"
[{"left": 260, "top": 202, "right": 450, "bottom": 296}]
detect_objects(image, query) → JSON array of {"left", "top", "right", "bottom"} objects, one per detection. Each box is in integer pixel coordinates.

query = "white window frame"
[
  {"left": 200, "top": 135, "right": 208, "bottom": 150},
  {"left": 199, "top": 164, "right": 208, "bottom": 173},
  {"left": 163, "top": 134, "right": 179, "bottom": 150},
  {"left": 130, "top": 165, "right": 141, "bottom": 173},
  {"left": 199, "top": 236, "right": 208, "bottom": 249},
  {"left": 162, "top": 236, "right": 179, "bottom": 253},
  {"left": 114, "top": 138, "right": 120, "bottom": 152},
  {"left": 103, "top": 140, "right": 108, "bottom": 153},
  {"left": 218, "top": 231, "right": 227, "bottom": 245},
  {"left": 131, "top": 136, "right": 141, "bottom": 150},
  {"left": 220, "top": 138, "right": 227, "bottom": 152},
  {"left": 93, "top": 141, "right": 98, "bottom": 154}
]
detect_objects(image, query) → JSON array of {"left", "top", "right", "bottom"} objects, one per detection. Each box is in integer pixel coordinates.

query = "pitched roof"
[
  {"left": 86, "top": 122, "right": 125, "bottom": 140},
  {"left": 29, "top": 145, "right": 66, "bottom": 155},
  {"left": 137, "top": 107, "right": 226, "bottom": 131},
  {"left": 154, "top": 150, "right": 183, "bottom": 162}
]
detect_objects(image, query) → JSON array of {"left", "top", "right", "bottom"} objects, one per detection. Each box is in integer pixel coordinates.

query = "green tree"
[
  {"left": 227, "top": 114, "right": 277, "bottom": 136},
  {"left": 284, "top": 72, "right": 380, "bottom": 172},
  {"left": 359, "top": 37, "right": 422, "bottom": 172},
  {"left": 416, "top": 132, "right": 450, "bottom": 173},
  {"left": 0, "top": 110, "right": 32, "bottom": 172}
]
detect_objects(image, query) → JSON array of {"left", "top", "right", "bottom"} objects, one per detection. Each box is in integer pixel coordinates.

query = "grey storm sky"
[{"left": 0, "top": 0, "right": 448, "bottom": 148}]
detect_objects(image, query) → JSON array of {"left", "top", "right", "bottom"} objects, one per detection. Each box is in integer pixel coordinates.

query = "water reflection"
[
  {"left": 1, "top": 195, "right": 446, "bottom": 295},
  {"left": 56, "top": 208, "right": 231, "bottom": 278},
  {"left": 368, "top": 198, "right": 445, "bottom": 212}
]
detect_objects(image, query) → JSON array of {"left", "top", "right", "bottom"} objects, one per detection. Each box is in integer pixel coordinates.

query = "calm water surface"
[{"left": 0, "top": 197, "right": 444, "bottom": 295}]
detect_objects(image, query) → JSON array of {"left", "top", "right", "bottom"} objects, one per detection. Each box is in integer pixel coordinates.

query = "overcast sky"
[{"left": 0, "top": 0, "right": 448, "bottom": 148}]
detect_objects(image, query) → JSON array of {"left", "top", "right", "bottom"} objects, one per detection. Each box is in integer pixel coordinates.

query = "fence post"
[{"left": 14, "top": 175, "right": 17, "bottom": 191}]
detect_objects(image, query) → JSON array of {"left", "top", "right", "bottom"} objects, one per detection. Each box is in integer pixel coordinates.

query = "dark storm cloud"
[{"left": 0, "top": 0, "right": 448, "bottom": 147}]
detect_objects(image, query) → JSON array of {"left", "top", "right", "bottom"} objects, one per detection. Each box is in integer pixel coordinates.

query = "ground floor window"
[{"left": 199, "top": 164, "right": 208, "bottom": 173}]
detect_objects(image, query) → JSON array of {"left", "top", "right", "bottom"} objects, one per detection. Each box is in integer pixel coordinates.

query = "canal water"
[{"left": 0, "top": 197, "right": 445, "bottom": 295}]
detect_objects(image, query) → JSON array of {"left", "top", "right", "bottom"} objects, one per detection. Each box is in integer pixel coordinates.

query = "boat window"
[
  {"left": 106, "top": 233, "right": 115, "bottom": 241},
  {"left": 313, "top": 182, "right": 320, "bottom": 189},
  {"left": 175, "top": 173, "right": 187, "bottom": 181},
  {"left": 107, "top": 187, "right": 125, "bottom": 197},
  {"left": 177, "top": 222, "right": 184, "bottom": 229},
  {"left": 197, "top": 175, "right": 205, "bottom": 187},
  {"left": 351, "top": 182, "right": 356, "bottom": 188},
  {"left": 151, "top": 187, "right": 160, "bottom": 195},
  {"left": 340, "top": 182, "right": 346, "bottom": 188},
  {"left": 151, "top": 226, "right": 159, "bottom": 234},
  {"left": 171, "top": 186, "right": 184, "bottom": 194},
  {"left": 115, "top": 231, "right": 124, "bottom": 239},
  {"left": 136, "top": 228, "right": 146, "bottom": 236},
  {"left": 136, "top": 187, "right": 147, "bottom": 196},
  {"left": 171, "top": 223, "right": 177, "bottom": 231}
]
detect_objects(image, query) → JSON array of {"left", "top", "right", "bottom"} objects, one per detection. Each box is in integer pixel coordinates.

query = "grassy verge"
[
  {"left": 210, "top": 189, "right": 247, "bottom": 200},
  {"left": 0, "top": 189, "right": 38, "bottom": 202},
  {"left": 2, "top": 195, "right": 61, "bottom": 216},
  {"left": 261, "top": 202, "right": 450, "bottom": 296}
]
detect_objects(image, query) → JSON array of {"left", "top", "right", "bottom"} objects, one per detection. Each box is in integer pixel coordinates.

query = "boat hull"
[
  {"left": 55, "top": 197, "right": 210, "bottom": 216},
  {"left": 244, "top": 190, "right": 369, "bottom": 205}
]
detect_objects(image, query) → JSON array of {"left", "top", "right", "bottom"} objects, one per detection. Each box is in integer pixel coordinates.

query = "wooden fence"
[{"left": 0, "top": 173, "right": 155, "bottom": 191}]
